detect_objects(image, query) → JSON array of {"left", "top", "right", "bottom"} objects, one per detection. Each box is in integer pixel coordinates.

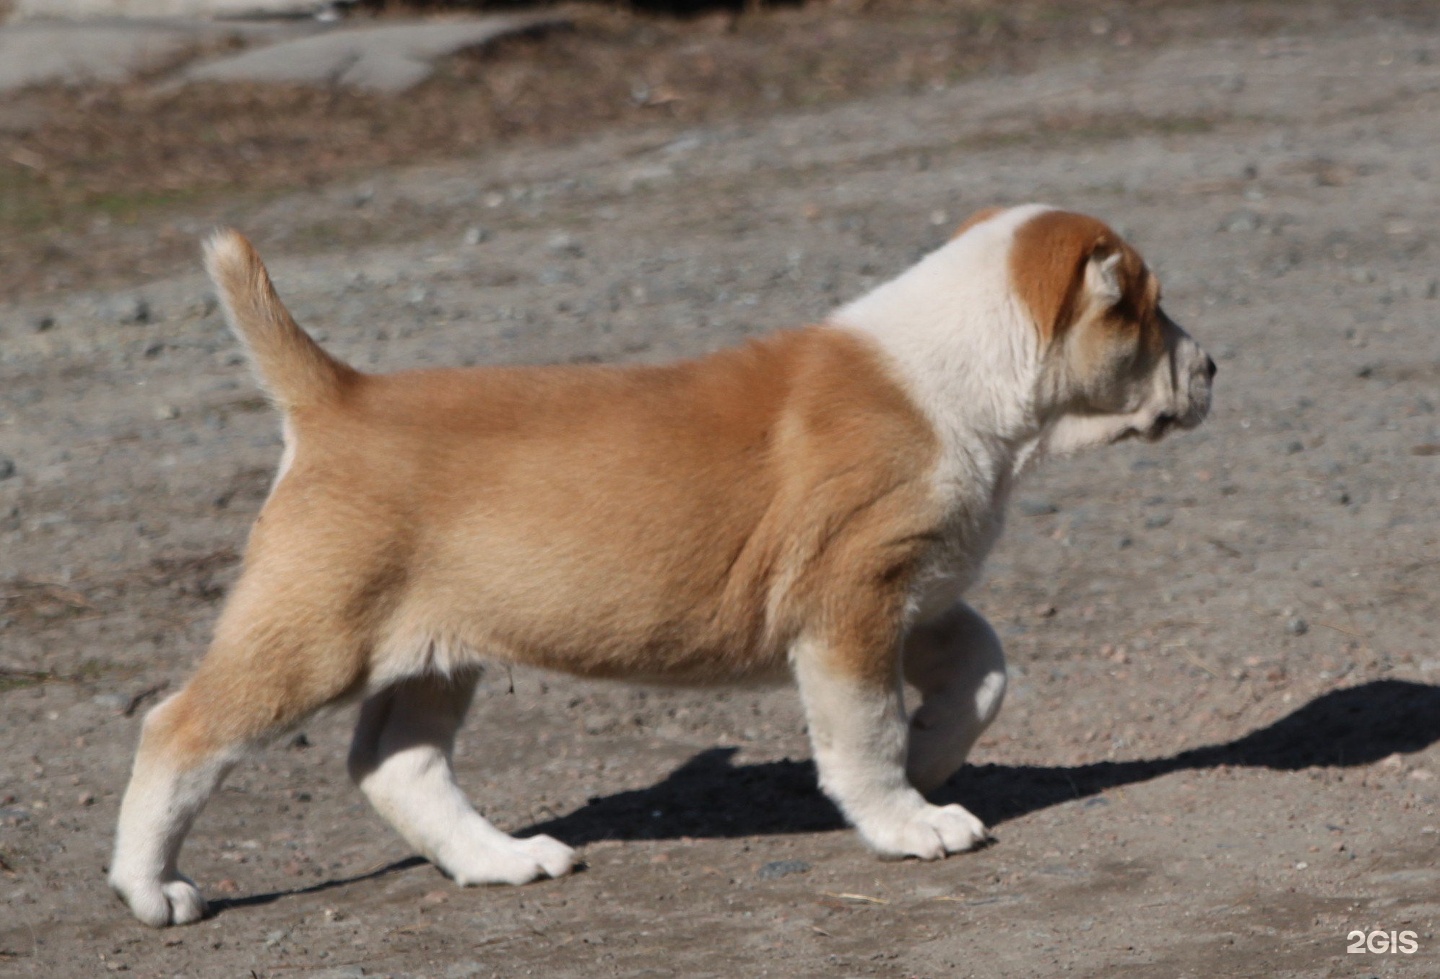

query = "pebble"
[
  {"left": 31, "top": 314, "right": 55, "bottom": 332},
  {"left": 1144, "top": 513, "right": 1172, "bottom": 529},
  {"left": 92, "top": 693, "right": 128, "bottom": 711},
  {"left": 1220, "top": 210, "right": 1262, "bottom": 233},
  {"left": 546, "top": 233, "right": 584, "bottom": 258},
  {"left": 1284, "top": 440, "right": 1304, "bottom": 454},
  {"left": 0, "top": 457, "right": 15, "bottom": 480},
  {"left": 757, "top": 859, "right": 811, "bottom": 880},
  {"left": 1285, "top": 617, "right": 1309, "bottom": 636},
  {"left": 110, "top": 296, "right": 151, "bottom": 325},
  {"left": 462, "top": 226, "right": 490, "bottom": 246}
]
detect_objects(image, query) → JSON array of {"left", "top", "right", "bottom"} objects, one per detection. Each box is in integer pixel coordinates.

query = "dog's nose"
[{"left": 1204, "top": 356, "right": 1217, "bottom": 381}]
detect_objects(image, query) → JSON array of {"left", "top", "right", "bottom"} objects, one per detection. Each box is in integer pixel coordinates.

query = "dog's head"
[{"left": 963, "top": 206, "right": 1215, "bottom": 452}]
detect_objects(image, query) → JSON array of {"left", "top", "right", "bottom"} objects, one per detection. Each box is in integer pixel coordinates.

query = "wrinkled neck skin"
[{"left": 829, "top": 205, "right": 1073, "bottom": 598}]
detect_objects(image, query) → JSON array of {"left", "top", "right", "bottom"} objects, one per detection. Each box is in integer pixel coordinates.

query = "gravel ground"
[{"left": 2, "top": 5, "right": 1439, "bottom": 977}]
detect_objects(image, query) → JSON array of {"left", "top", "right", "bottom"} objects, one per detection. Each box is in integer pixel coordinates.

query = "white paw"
[
  {"left": 110, "top": 872, "right": 208, "bottom": 928},
  {"left": 442, "top": 835, "right": 576, "bottom": 887},
  {"left": 861, "top": 803, "right": 989, "bottom": 860},
  {"left": 511, "top": 834, "right": 577, "bottom": 879}
]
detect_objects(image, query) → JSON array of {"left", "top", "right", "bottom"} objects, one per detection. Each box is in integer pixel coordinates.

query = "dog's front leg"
[
  {"left": 903, "top": 600, "right": 1007, "bottom": 794},
  {"left": 792, "top": 635, "right": 989, "bottom": 860}
]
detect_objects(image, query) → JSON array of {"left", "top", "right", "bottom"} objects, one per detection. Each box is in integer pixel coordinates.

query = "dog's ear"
[{"left": 1083, "top": 249, "right": 1124, "bottom": 307}]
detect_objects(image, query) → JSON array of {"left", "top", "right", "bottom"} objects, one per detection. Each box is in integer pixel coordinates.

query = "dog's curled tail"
[{"left": 204, "top": 230, "right": 356, "bottom": 412}]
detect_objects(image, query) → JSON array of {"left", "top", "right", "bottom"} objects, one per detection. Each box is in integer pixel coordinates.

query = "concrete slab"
[
  {"left": 179, "top": 14, "right": 565, "bottom": 93},
  {"left": 12, "top": 0, "right": 337, "bottom": 20},
  {"left": 0, "top": 19, "right": 296, "bottom": 92}
]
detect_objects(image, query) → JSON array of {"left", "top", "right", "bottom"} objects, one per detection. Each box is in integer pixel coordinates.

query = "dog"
[{"left": 109, "top": 204, "right": 1214, "bottom": 926}]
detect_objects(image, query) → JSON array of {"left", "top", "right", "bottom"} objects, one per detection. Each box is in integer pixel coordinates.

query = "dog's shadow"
[
  {"left": 521, "top": 678, "right": 1440, "bottom": 842},
  {"left": 211, "top": 678, "right": 1439, "bottom": 915}
]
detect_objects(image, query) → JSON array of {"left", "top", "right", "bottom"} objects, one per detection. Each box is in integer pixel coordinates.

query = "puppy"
[{"left": 110, "top": 204, "right": 1214, "bottom": 926}]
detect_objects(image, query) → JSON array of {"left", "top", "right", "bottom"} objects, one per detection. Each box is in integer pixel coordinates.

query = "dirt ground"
[{"left": 3, "top": 1, "right": 1440, "bottom": 976}]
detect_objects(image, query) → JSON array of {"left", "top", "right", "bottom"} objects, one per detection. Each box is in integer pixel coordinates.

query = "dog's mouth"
[
  {"left": 1142, "top": 412, "right": 1178, "bottom": 442},
  {"left": 1110, "top": 411, "right": 1188, "bottom": 444}
]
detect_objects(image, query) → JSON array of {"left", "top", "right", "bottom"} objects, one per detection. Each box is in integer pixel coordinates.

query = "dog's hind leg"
[
  {"left": 347, "top": 672, "right": 576, "bottom": 886},
  {"left": 108, "top": 596, "right": 367, "bottom": 927},
  {"left": 902, "top": 601, "right": 1007, "bottom": 794}
]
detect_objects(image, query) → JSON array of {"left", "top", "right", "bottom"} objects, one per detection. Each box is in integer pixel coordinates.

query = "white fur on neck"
[{"left": 828, "top": 204, "right": 1054, "bottom": 582}]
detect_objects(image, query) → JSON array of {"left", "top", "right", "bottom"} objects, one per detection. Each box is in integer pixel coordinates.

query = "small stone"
[
  {"left": 92, "top": 693, "right": 127, "bottom": 711},
  {"left": 264, "top": 929, "right": 288, "bottom": 947},
  {"left": 1284, "top": 440, "right": 1304, "bottom": 454},
  {"left": 1144, "top": 513, "right": 1172, "bottom": 529},
  {"left": 154, "top": 404, "right": 179, "bottom": 421},
  {"left": 111, "top": 296, "right": 151, "bottom": 325},
  {"left": 1117, "top": 535, "right": 1133, "bottom": 549},
  {"left": 757, "top": 859, "right": 811, "bottom": 880},
  {"left": 462, "top": 226, "right": 490, "bottom": 246},
  {"left": 31, "top": 314, "right": 55, "bottom": 332},
  {"left": 1221, "top": 210, "right": 1261, "bottom": 233},
  {"left": 78, "top": 791, "right": 95, "bottom": 806},
  {"left": 1285, "top": 617, "right": 1308, "bottom": 636},
  {"left": 1017, "top": 499, "right": 1059, "bottom": 517},
  {"left": 288, "top": 732, "right": 312, "bottom": 750},
  {"left": 1409, "top": 769, "right": 1434, "bottom": 781},
  {"left": 0, "top": 457, "right": 15, "bottom": 480},
  {"left": 546, "top": 233, "right": 584, "bottom": 258},
  {"left": 213, "top": 878, "right": 240, "bottom": 894}
]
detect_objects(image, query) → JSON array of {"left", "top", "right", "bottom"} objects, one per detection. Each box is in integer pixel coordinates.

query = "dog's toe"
[
  {"left": 512, "top": 834, "right": 577, "bottom": 879},
  {"left": 111, "top": 873, "right": 208, "bottom": 928},
  {"left": 865, "top": 803, "right": 988, "bottom": 861}
]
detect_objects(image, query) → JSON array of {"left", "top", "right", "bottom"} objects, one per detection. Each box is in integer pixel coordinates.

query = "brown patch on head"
[
  {"left": 1008, "top": 209, "right": 1152, "bottom": 343},
  {"left": 951, "top": 206, "right": 1007, "bottom": 239}
]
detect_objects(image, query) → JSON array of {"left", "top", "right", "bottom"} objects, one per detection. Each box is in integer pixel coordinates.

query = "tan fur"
[
  {"left": 157, "top": 235, "right": 943, "bottom": 767},
  {"left": 1009, "top": 209, "right": 1149, "bottom": 342},
  {"left": 112, "top": 215, "right": 1212, "bottom": 926}
]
